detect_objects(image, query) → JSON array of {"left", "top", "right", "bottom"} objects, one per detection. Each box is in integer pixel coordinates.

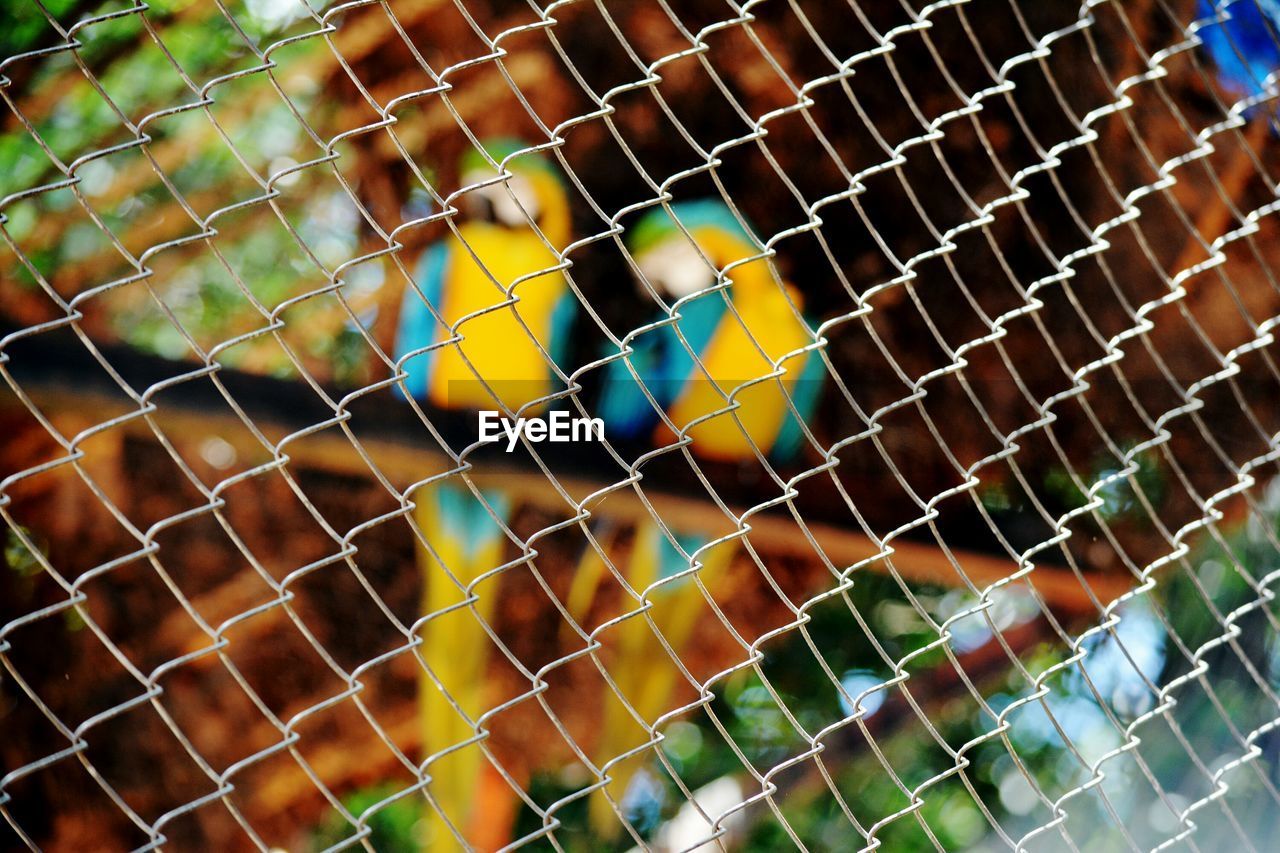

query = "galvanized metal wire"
[{"left": 5, "top": 0, "right": 1280, "bottom": 849}]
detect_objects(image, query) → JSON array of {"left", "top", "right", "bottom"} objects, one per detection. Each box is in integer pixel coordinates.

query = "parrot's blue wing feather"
[
  {"left": 771, "top": 345, "right": 826, "bottom": 464},
  {"left": 598, "top": 331, "right": 667, "bottom": 439},
  {"left": 670, "top": 293, "right": 726, "bottom": 367},
  {"left": 597, "top": 294, "right": 727, "bottom": 440},
  {"left": 547, "top": 288, "right": 577, "bottom": 376},
  {"left": 395, "top": 241, "right": 451, "bottom": 401},
  {"left": 653, "top": 293, "right": 727, "bottom": 416}
]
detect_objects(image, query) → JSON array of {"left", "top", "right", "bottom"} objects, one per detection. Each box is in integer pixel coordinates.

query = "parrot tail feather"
[{"left": 415, "top": 480, "right": 512, "bottom": 850}]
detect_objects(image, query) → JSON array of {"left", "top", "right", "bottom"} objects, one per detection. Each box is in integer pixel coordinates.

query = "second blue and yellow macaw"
[
  {"left": 394, "top": 138, "right": 574, "bottom": 849},
  {"left": 577, "top": 199, "right": 823, "bottom": 836},
  {"left": 598, "top": 199, "right": 823, "bottom": 462}
]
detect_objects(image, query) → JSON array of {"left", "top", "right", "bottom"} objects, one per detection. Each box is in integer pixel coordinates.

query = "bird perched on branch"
[
  {"left": 394, "top": 138, "right": 575, "bottom": 848},
  {"left": 396, "top": 138, "right": 575, "bottom": 411},
  {"left": 1195, "top": 0, "right": 1280, "bottom": 104},
  {"left": 598, "top": 198, "right": 822, "bottom": 464},
  {"left": 578, "top": 199, "right": 822, "bottom": 836}
]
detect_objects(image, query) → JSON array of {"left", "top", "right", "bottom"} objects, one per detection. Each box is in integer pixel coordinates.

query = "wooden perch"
[{"left": 10, "top": 380, "right": 1133, "bottom": 616}]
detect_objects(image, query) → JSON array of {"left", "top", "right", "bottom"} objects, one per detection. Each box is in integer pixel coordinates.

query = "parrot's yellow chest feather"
[
  {"left": 428, "top": 223, "right": 567, "bottom": 411},
  {"left": 665, "top": 273, "right": 812, "bottom": 460}
]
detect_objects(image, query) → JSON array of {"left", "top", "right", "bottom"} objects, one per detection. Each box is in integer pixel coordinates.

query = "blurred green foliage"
[
  {"left": 307, "top": 493, "right": 1280, "bottom": 849},
  {"left": 310, "top": 784, "right": 425, "bottom": 852},
  {"left": 1, "top": 0, "right": 375, "bottom": 385}
]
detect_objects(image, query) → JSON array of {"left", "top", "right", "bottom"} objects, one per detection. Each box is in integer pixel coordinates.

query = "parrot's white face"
[
  {"left": 637, "top": 235, "right": 714, "bottom": 299},
  {"left": 462, "top": 169, "right": 541, "bottom": 229}
]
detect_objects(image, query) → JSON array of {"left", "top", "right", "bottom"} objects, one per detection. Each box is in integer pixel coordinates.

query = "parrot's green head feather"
[
  {"left": 628, "top": 199, "right": 754, "bottom": 258},
  {"left": 457, "top": 138, "right": 571, "bottom": 247},
  {"left": 626, "top": 200, "right": 762, "bottom": 299}
]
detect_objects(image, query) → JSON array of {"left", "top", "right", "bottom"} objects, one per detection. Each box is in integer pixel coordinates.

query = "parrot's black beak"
[
  {"left": 465, "top": 188, "right": 494, "bottom": 224},
  {"left": 629, "top": 265, "right": 650, "bottom": 298}
]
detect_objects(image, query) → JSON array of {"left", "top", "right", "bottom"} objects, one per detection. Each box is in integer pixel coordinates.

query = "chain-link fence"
[{"left": 5, "top": 0, "right": 1280, "bottom": 849}]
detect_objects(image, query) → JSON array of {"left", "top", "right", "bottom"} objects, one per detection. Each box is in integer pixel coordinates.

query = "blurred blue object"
[{"left": 1196, "top": 0, "right": 1280, "bottom": 101}]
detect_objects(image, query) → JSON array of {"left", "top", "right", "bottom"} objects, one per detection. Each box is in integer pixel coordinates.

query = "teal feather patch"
[
  {"left": 434, "top": 482, "right": 511, "bottom": 563},
  {"left": 395, "top": 241, "right": 450, "bottom": 401},
  {"left": 598, "top": 292, "right": 728, "bottom": 439},
  {"left": 770, "top": 346, "right": 825, "bottom": 463}
]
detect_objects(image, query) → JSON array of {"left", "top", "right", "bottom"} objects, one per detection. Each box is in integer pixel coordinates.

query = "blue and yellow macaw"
[
  {"left": 396, "top": 138, "right": 575, "bottom": 411},
  {"left": 598, "top": 198, "right": 823, "bottom": 464},
  {"left": 1195, "top": 0, "right": 1280, "bottom": 104},
  {"left": 393, "top": 138, "right": 574, "bottom": 849},
  {"left": 578, "top": 200, "right": 823, "bottom": 836}
]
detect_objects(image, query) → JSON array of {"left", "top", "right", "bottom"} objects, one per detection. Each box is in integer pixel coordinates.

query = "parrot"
[
  {"left": 597, "top": 198, "right": 823, "bottom": 464},
  {"left": 412, "top": 484, "right": 512, "bottom": 850},
  {"left": 393, "top": 138, "right": 575, "bottom": 849},
  {"left": 1194, "top": 0, "right": 1280, "bottom": 104},
  {"left": 575, "top": 199, "right": 823, "bottom": 837},
  {"left": 395, "top": 137, "right": 575, "bottom": 411}
]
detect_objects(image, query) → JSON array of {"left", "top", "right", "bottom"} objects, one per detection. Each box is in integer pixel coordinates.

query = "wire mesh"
[{"left": 5, "top": 0, "right": 1280, "bottom": 849}]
